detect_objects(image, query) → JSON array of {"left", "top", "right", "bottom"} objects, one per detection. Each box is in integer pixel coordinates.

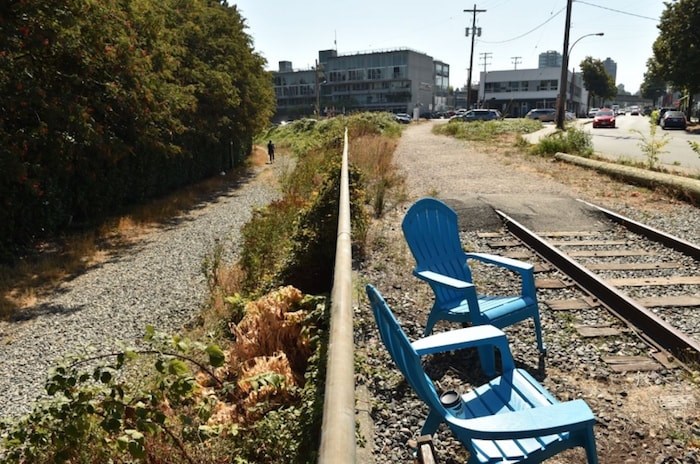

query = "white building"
[{"left": 477, "top": 67, "right": 589, "bottom": 117}]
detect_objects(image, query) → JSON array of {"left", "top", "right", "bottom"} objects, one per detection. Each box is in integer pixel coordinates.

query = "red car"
[{"left": 592, "top": 109, "right": 616, "bottom": 128}]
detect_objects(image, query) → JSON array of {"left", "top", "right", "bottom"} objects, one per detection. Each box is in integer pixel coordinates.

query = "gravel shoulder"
[
  {"left": 356, "top": 121, "right": 700, "bottom": 463},
  {"left": 0, "top": 151, "right": 291, "bottom": 420}
]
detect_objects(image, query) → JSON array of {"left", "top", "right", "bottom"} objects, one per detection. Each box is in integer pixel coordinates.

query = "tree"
[
  {"left": 0, "top": 0, "right": 275, "bottom": 260},
  {"left": 579, "top": 57, "right": 617, "bottom": 109},
  {"left": 653, "top": 0, "right": 700, "bottom": 118},
  {"left": 640, "top": 57, "right": 668, "bottom": 105}
]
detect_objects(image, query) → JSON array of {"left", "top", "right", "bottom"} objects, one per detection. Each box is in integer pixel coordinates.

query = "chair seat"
[
  {"left": 443, "top": 296, "right": 535, "bottom": 322},
  {"left": 463, "top": 369, "right": 570, "bottom": 462}
]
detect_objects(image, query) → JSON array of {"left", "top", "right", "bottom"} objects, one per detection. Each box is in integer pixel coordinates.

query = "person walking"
[{"left": 267, "top": 140, "right": 275, "bottom": 163}]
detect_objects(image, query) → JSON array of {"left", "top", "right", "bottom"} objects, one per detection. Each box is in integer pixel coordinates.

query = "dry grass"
[
  {"left": 349, "top": 134, "right": 406, "bottom": 216},
  {"left": 0, "top": 150, "right": 270, "bottom": 320}
]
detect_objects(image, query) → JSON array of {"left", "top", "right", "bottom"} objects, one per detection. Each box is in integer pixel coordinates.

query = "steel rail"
[
  {"left": 577, "top": 199, "right": 700, "bottom": 260},
  {"left": 318, "top": 128, "right": 356, "bottom": 463},
  {"left": 496, "top": 210, "right": 700, "bottom": 366}
]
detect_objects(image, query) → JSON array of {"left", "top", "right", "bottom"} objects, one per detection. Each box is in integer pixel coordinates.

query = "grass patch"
[
  {"left": 529, "top": 126, "right": 593, "bottom": 157},
  {"left": 433, "top": 118, "right": 542, "bottom": 142}
]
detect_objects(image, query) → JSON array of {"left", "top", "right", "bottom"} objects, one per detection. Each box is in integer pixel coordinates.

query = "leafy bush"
[
  {"left": 0, "top": 290, "right": 329, "bottom": 464},
  {"left": 530, "top": 127, "right": 593, "bottom": 157}
]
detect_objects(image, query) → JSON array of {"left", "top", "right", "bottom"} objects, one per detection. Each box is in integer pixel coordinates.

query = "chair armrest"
[
  {"left": 465, "top": 253, "right": 537, "bottom": 299},
  {"left": 411, "top": 325, "right": 510, "bottom": 357},
  {"left": 448, "top": 399, "right": 595, "bottom": 440},
  {"left": 465, "top": 253, "right": 533, "bottom": 273},
  {"left": 413, "top": 270, "right": 475, "bottom": 290}
]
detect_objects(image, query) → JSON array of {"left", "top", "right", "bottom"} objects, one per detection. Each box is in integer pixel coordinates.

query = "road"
[{"left": 578, "top": 114, "right": 700, "bottom": 172}]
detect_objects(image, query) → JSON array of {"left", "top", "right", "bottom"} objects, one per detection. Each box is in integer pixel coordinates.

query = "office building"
[
  {"left": 478, "top": 67, "right": 589, "bottom": 117},
  {"left": 602, "top": 57, "right": 617, "bottom": 84},
  {"left": 538, "top": 50, "right": 562, "bottom": 69},
  {"left": 272, "top": 48, "right": 449, "bottom": 121}
]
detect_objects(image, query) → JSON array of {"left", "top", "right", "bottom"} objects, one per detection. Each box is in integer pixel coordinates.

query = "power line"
[
  {"left": 575, "top": 0, "right": 659, "bottom": 22},
  {"left": 480, "top": 6, "right": 565, "bottom": 44}
]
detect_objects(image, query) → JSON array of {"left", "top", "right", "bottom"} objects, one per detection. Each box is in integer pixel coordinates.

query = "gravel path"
[
  {"left": 356, "top": 121, "right": 700, "bottom": 464},
  {"left": 0, "top": 157, "right": 289, "bottom": 420}
]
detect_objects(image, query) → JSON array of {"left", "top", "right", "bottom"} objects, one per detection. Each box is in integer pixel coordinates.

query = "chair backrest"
[
  {"left": 365, "top": 285, "right": 446, "bottom": 415},
  {"left": 402, "top": 198, "right": 473, "bottom": 305}
]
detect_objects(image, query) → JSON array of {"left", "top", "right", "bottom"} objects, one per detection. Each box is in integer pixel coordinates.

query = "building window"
[
  {"left": 329, "top": 71, "right": 347, "bottom": 82},
  {"left": 348, "top": 69, "right": 364, "bottom": 81},
  {"left": 368, "top": 68, "right": 382, "bottom": 80}
]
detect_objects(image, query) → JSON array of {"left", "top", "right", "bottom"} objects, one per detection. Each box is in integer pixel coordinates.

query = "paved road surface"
[{"left": 579, "top": 115, "right": 700, "bottom": 172}]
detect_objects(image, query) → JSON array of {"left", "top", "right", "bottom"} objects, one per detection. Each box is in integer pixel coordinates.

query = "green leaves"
[
  {"left": 653, "top": 0, "right": 700, "bottom": 95},
  {"left": 579, "top": 56, "right": 617, "bottom": 101},
  {"left": 0, "top": 0, "right": 275, "bottom": 262},
  {"left": 0, "top": 326, "right": 232, "bottom": 463},
  {"left": 206, "top": 344, "right": 226, "bottom": 368}
]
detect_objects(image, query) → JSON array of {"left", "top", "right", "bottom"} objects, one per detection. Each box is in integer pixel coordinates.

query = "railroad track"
[{"left": 479, "top": 200, "right": 700, "bottom": 370}]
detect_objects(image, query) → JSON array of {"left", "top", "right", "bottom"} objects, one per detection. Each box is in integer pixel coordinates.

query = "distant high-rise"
[
  {"left": 538, "top": 50, "right": 562, "bottom": 68},
  {"left": 602, "top": 57, "right": 617, "bottom": 83}
]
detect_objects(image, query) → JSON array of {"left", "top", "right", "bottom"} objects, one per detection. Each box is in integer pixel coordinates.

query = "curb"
[{"left": 554, "top": 152, "right": 700, "bottom": 204}]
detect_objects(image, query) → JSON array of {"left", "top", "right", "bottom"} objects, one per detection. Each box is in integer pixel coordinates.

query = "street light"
[{"left": 556, "top": 31, "right": 604, "bottom": 129}]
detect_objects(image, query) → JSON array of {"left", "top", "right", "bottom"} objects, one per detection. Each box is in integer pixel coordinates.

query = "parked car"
[
  {"left": 587, "top": 107, "right": 600, "bottom": 118},
  {"left": 656, "top": 107, "right": 676, "bottom": 125},
  {"left": 394, "top": 113, "right": 412, "bottom": 124},
  {"left": 592, "top": 109, "right": 616, "bottom": 128},
  {"left": 450, "top": 109, "right": 502, "bottom": 122},
  {"left": 524, "top": 108, "right": 556, "bottom": 122},
  {"left": 660, "top": 111, "right": 687, "bottom": 130}
]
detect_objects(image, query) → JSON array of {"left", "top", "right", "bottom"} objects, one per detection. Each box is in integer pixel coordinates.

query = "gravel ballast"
[{"left": 0, "top": 159, "right": 287, "bottom": 420}]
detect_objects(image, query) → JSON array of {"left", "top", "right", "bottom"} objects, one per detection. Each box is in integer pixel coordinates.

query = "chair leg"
[
  {"left": 584, "top": 426, "right": 599, "bottom": 464},
  {"left": 420, "top": 410, "right": 442, "bottom": 436},
  {"left": 423, "top": 313, "right": 438, "bottom": 336},
  {"left": 533, "top": 312, "right": 546, "bottom": 355},
  {"left": 477, "top": 345, "right": 496, "bottom": 377}
]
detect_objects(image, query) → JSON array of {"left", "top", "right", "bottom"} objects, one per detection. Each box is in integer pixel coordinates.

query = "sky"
[{"left": 234, "top": 0, "right": 666, "bottom": 95}]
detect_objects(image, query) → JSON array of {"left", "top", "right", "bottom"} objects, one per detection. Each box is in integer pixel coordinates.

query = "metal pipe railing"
[{"left": 318, "top": 128, "right": 355, "bottom": 463}]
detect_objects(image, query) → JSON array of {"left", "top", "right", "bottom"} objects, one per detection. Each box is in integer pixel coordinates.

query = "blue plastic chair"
[
  {"left": 402, "top": 197, "right": 545, "bottom": 359},
  {"left": 366, "top": 285, "right": 598, "bottom": 464}
]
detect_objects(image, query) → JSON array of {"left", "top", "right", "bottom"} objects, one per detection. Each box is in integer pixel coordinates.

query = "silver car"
[{"left": 525, "top": 108, "right": 556, "bottom": 122}]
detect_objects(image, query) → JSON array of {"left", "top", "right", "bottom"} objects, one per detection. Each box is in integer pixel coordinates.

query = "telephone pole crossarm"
[{"left": 464, "top": 4, "right": 486, "bottom": 109}]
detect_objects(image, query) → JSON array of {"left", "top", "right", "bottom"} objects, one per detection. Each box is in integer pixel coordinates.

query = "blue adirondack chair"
[
  {"left": 366, "top": 284, "right": 598, "bottom": 464},
  {"left": 401, "top": 197, "right": 545, "bottom": 360}
]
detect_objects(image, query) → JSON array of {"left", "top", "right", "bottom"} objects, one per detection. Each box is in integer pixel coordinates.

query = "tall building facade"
[
  {"left": 602, "top": 57, "right": 617, "bottom": 84},
  {"left": 538, "top": 50, "right": 562, "bottom": 68},
  {"left": 272, "top": 48, "right": 449, "bottom": 121}
]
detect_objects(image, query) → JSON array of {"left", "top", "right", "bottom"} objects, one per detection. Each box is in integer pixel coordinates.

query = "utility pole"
[
  {"left": 479, "top": 52, "right": 492, "bottom": 73},
  {"left": 479, "top": 52, "right": 492, "bottom": 108},
  {"left": 464, "top": 4, "right": 486, "bottom": 109},
  {"left": 511, "top": 56, "right": 522, "bottom": 70},
  {"left": 556, "top": 0, "right": 573, "bottom": 130}
]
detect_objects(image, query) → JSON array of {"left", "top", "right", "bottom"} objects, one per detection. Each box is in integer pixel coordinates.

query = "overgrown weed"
[{"left": 530, "top": 127, "right": 593, "bottom": 157}]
